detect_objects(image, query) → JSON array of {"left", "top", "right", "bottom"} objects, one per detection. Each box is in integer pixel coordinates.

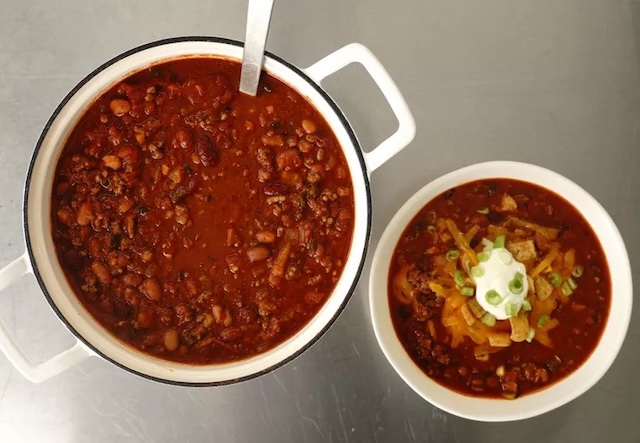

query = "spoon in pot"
[{"left": 239, "top": 0, "right": 275, "bottom": 96}]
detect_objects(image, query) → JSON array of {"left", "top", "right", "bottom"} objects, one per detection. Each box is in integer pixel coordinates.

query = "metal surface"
[
  {"left": 239, "top": 0, "right": 275, "bottom": 95},
  {"left": 0, "top": 0, "right": 638, "bottom": 442}
]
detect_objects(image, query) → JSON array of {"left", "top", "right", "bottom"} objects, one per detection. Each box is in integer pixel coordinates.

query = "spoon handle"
[{"left": 240, "top": 0, "right": 275, "bottom": 96}]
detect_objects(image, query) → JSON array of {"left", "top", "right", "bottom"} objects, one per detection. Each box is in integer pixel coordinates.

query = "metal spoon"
[{"left": 239, "top": 0, "right": 275, "bottom": 96}]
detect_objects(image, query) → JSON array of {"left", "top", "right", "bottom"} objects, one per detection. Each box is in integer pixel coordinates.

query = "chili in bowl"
[
  {"left": 0, "top": 37, "right": 416, "bottom": 384},
  {"left": 369, "top": 161, "right": 632, "bottom": 421}
]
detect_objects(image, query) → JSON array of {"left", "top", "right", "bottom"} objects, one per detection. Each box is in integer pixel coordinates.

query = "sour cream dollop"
[{"left": 472, "top": 247, "right": 528, "bottom": 320}]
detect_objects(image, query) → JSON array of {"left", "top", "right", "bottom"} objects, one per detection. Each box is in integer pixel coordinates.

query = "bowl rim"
[
  {"left": 369, "top": 160, "right": 633, "bottom": 421},
  {"left": 22, "top": 36, "right": 373, "bottom": 386}
]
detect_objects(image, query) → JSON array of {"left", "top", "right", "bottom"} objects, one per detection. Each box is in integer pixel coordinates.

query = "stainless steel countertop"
[{"left": 1, "top": 1, "right": 639, "bottom": 442}]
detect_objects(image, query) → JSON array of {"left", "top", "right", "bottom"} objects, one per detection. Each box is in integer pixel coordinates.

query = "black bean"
[
  {"left": 443, "top": 188, "right": 456, "bottom": 200},
  {"left": 112, "top": 297, "right": 132, "bottom": 318}
]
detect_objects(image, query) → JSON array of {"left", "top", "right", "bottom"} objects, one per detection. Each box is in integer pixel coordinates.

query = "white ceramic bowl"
[
  {"left": 0, "top": 37, "right": 416, "bottom": 384},
  {"left": 369, "top": 161, "right": 632, "bottom": 422}
]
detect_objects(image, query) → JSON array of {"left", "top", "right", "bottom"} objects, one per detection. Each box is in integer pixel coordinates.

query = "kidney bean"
[
  {"left": 163, "top": 329, "right": 180, "bottom": 351},
  {"left": 263, "top": 183, "right": 288, "bottom": 196},
  {"left": 219, "top": 326, "right": 242, "bottom": 342},
  {"left": 276, "top": 149, "right": 302, "bottom": 171},
  {"left": 262, "top": 135, "right": 284, "bottom": 147},
  {"left": 109, "top": 98, "right": 131, "bottom": 117},
  {"left": 76, "top": 201, "right": 94, "bottom": 226},
  {"left": 255, "top": 230, "right": 275, "bottom": 244},
  {"left": 91, "top": 261, "right": 112, "bottom": 285},
  {"left": 175, "top": 128, "right": 192, "bottom": 150},
  {"left": 195, "top": 135, "right": 218, "bottom": 166},
  {"left": 301, "top": 120, "right": 316, "bottom": 134},
  {"left": 246, "top": 246, "right": 270, "bottom": 263},
  {"left": 140, "top": 278, "right": 161, "bottom": 301}
]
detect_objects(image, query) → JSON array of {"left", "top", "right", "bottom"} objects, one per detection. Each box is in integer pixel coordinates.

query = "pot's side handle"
[
  {"left": 0, "top": 253, "right": 92, "bottom": 382},
  {"left": 304, "top": 43, "right": 416, "bottom": 173}
]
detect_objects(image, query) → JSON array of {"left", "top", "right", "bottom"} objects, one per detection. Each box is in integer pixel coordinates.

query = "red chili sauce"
[
  {"left": 388, "top": 179, "right": 610, "bottom": 398},
  {"left": 52, "top": 57, "right": 355, "bottom": 364}
]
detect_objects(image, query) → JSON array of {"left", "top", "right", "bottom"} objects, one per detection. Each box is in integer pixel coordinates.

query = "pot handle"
[
  {"left": 304, "top": 43, "right": 416, "bottom": 173},
  {"left": 0, "top": 253, "right": 92, "bottom": 382}
]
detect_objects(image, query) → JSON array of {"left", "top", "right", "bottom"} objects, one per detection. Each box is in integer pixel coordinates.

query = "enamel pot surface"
[{"left": 0, "top": 37, "right": 416, "bottom": 385}]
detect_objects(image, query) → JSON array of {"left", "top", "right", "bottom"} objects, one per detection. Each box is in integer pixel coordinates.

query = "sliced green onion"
[
  {"left": 561, "top": 281, "right": 574, "bottom": 296},
  {"left": 427, "top": 224, "right": 436, "bottom": 233},
  {"left": 505, "top": 302, "right": 519, "bottom": 317},
  {"left": 477, "top": 207, "right": 490, "bottom": 215},
  {"left": 493, "top": 235, "right": 506, "bottom": 249},
  {"left": 481, "top": 313, "right": 496, "bottom": 327},
  {"left": 471, "top": 266, "right": 485, "bottom": 278},
  {"left": 526, "top": 328, "right": 535, "bottom": 343},
  {"left": 498, "top": 249, "right": 513, "bottom": 265},
  {"left": 508, "top": 278, "right": 524, "bottom": 295},
  {"left": 461, "top": 286, "right": 475, "bottom": 297},
  {"left": 537, "top": 314, "right": 550, "bottom": 327},
  {"left": 572, "top": 265, "right": 584, "bottom": 278},
  {"left": 522, "top": 300, "right": 532, "bottom": 311},
  {"left": 549, "top": 272, "right": 562, "bottom": 288},
  {"left": 481, "top": 238, "right": 493, "bottom": 250},
  {"left": 567, "top": 278, "right": 578, "bottom": 291},
  {"left": 485, "top": 290, "right": 502, "bottom": 306},
  {"left": 446, "top": 249, "right": 459, "bottom": 261},
  {"left": 453, "top": 270, "right": 465, "bottom": 286},
  {"left": 477, "top": 251, "right": 491, "bottom": 262},
  {"left": 515, "top": 271, "right": 524, "bottom": 281}
]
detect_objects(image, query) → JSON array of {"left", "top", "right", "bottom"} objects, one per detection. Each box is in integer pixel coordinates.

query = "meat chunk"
[{"left": 406, "top": 267, "right": 431, "bottom": 293}]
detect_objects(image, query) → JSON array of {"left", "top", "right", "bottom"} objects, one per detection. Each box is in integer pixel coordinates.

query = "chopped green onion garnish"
[
  {"left": 454, "top": 270, "right": 465, "bottom": 286},
  {"left": 461, "top": 286, "right": 475, "bottom": 297},
  {"left": 427, "top": 224, "right": 436, "bottom": 233},
  {"left": 567, "top": 278, "right": 578, "bottom": 291},
  {"left": 493, "top": 235, "right": 506, "bottom": 249},
  {"left": 515, "top": 271, "right": 524, "bottom": 281},
  {"left": 481, "top": 238, "right": 493, "bottom": 251},
  {"left": 481, "top": 313, "right": 496, "bottom": 327},
  {"left": 498, "top": 249, "right": 513, "bottom": 265},
  {"left": 537, "top": 315, "right": 550, "bottom": 327},
  {"left": 508, "top": 277, "right": 524, "bottom": 295},
  {"left": 446, "top": 249, "right": 459, "bottom": 261},
  {"left": 572, "top": 265, "right": 584, "bottom": 278},
  {"left": 522, "top": 300, "right": 532, "bottom": 311},
  {"left": 561, "top": 281, "right": 574, "bottom": 296},
  {"left": 526, "top": 328, "right": 535, "bottom": 343},
  {"left": 505, "top": 302, "right": 519, "bottom": 317},
  {"left": 477, "top": 251, "right": 491, "bottom": 262},
  {"left": 485, "top": 290, "right": 502, "bottom": 306},
  {"left": 471, "top": 266, "right": 485, "bottom": 278},
  {"left": 477, "top": 207, "right": 490, "bottom": 215},
  {"left": 549, "top": 272, "right": 562, "bottom": 288}
]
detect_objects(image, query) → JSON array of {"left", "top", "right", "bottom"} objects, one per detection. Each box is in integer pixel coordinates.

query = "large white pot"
[{"left": 0, "top": 37, "right": 416, "bottom": 385}]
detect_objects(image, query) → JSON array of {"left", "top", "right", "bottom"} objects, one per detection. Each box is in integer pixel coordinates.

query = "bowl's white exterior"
[{"left": 369, "top": 161, "right": 632, "bottom": 421}]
